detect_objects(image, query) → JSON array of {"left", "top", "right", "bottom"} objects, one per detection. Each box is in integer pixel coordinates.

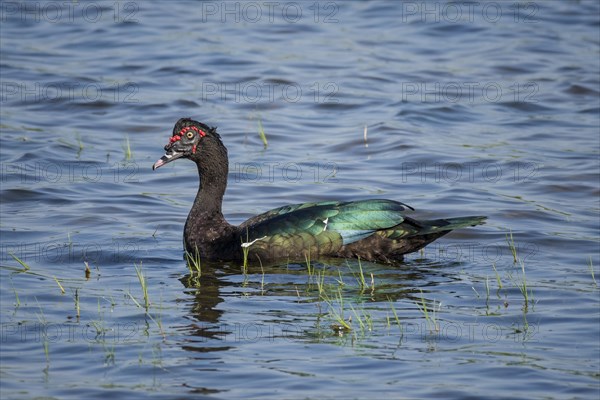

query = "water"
[{"left": 1, "top": 1, "right": 599, "bottom": 398}]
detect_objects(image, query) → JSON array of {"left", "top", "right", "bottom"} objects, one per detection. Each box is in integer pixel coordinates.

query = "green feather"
[{"left": 241, "top": 199, "right": 412, "bottom": 250}]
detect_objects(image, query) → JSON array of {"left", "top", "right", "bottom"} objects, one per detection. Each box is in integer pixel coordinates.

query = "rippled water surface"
[{"left": 1, "top": 1, "right": 599, "bottom": 399}]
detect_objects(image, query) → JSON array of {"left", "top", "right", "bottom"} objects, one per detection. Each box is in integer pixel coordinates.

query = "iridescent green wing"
[{"left": 239, "top": 200, "right": 411, "bottom": 257}]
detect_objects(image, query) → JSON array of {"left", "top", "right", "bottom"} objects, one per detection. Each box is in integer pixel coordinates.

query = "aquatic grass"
[
  {"left": 89, "top": 318, "right": 108, "bottom": 339},
  {"left": 76, "top": 132, "right": 83, "bottom": 155},
  {"left": 154, "top": 294, "right": 165, "bottom": 339},
  {"left": 416, "top": 290, "right": 440, "bottom": 333},
  {"left": 240, "top": 229, "right": 255, "bottom": 274},
  {"left": 123, "top": 135, "right": 132, "bottom": 160},
  {"left": 257, "top": 118, "right": 268, "bottom": 148},
  {"left": 506, "top": 258, "right": 534, "bottom": 312},
  {"left": 103, "top": 343, "right": 116, "bottom": 366},
  {"left": 128, "top": 263, "right": 166, "bottom": 339},
  {"left": 241, "top": 245, "right": 249, "bottom": 274},
  {"left": 259, "top": 258, "right": 266, "bottom": 294},
  {"left": 323, "top": 288, "right": 352, "bottom": 334},
  {"left": 10, "top": 278, "right": 20, "bottom": 307},
  {"left": 56, "top": 132, "right": 83, "bottom": 156},
  {"left": 506, "top": 230, "right": 518, "bottom": 264},
  {"left": 334, "top": 268, "right": 346, "bottom": 287},
  {"left": 185, "top": 246, "right": 202, "bottom": 276},
  {"left": 355, "top": 258, "right": 367, "bottom": 289},
  {"left": 469, "top": 267, "right": 511, "bottom": 316},
  {"left": 9, "top": 252, "right": 30, "bottom": 271},
  {"left": 9, "top": 253, "right": 66, "bottom": 294},
  {"left": 517, "top": 260, "right": 533, "bottom": 309},
  {"left": 127, "top": 292, "right": 143, "bottom": 309},
  {"left": 504, "top": 230, "right": 535, "bottom": 310},
  {"left": 348, "top": 258, "right": 374, "bottom": 293},
  {"left": 387, "top": 299, "right": 404, "bottom": 340},
  {"left": 589, "top": 256, "right": 597, "bottom": 287},
  {"left": 35, "top": 298, "right": 50, "bottom": 364},
  {"left": 492, "top": 262, "right": 503, "bottom": 291},
  {"left": 349, "top": 303, "right": 373, "bottom": 334},
  {"left": 305, "top": 250, "right": 314, "bottom": 276},
  {"left": 134, "top": 262, "right": 149, "bottom": 311},
  {"left": 88, "top": 302, "right": 117, "bottom": 364},
  {"left": 53, "top": 276, "right": 65, "bottom": 294},
  {"left": 315, "top": 268, "right": 327, "bottom": 296}
]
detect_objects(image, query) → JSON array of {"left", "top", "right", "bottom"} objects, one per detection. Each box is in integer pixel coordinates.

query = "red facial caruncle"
[{"left": 168, "top": 125, "right": 206, "bottom": 154}]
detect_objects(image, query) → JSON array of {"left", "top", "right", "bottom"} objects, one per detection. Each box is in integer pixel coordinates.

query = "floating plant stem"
[
  {"left": 9, "top": 252, "right": 30, "bottom": 271},
  {"left": 53, "top": 276, "right": 65, "bottom": 294}
]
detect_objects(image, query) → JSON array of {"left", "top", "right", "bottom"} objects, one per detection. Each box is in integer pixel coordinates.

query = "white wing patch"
[
  {"left": 241, "top": 236, "right": 268, "bottom": 248},
  {"left": 322, "top": 217, "right": 329, "bottom": 232}
]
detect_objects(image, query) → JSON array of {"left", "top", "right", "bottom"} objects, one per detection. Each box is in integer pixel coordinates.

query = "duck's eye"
[{"left": 186, "top": 131, "right": 194, "bottom": 139}]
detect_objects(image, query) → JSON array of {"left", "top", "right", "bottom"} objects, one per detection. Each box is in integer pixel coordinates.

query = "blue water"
[{"left": 1, "top": 1, "right": 599, "bottom": 399}]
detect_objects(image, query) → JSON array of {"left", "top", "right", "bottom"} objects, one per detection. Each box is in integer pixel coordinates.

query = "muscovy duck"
[{"left": 153, "top": 118, "right": 486, "bottom": 263}]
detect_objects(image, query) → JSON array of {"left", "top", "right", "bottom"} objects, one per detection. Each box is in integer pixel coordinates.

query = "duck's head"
[{"left": 152, "top": 118, "right": 217, "bottom": 170}]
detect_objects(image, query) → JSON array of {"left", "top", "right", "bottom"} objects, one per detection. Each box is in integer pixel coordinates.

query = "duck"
[{"left": 153, "top": 118, "right": 486, "bottom": 264}]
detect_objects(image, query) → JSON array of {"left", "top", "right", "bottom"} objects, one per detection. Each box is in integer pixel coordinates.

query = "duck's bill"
[{"left": 152, "top": 151, "right": 185, "bottom": 170}]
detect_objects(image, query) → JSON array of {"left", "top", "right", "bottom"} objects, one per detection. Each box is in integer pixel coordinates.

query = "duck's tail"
[{"left": 412, "top": 216, "right": 487, "bottom": 236}]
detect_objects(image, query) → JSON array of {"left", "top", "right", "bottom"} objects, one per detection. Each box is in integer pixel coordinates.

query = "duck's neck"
[
  {"left": 191, "top": 160, "right": 228, "bottom": 222},
  {"left": 184, "top": 138, "right": 238, "bottom": 257}
]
